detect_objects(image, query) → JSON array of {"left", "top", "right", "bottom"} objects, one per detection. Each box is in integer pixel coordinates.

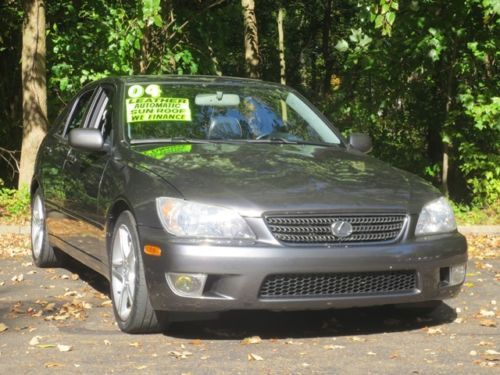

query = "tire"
[
  {"left": 109, "top": 211, "right": 167, "bottom": 333},
  {"left": 31, "top": 189, "right": 62, "bottom": 267}
]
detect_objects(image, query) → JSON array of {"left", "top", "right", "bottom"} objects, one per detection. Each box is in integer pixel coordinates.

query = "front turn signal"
[{"left": 144, "top": 245, "right": 162, "bottom": 256}]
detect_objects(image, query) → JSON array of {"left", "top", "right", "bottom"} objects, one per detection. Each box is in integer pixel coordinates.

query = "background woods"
[{"left": 0, "top": 0, "right": 498, "bottom": 213}]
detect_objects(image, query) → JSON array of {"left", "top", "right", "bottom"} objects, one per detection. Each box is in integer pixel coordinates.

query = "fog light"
[
  {"left": 450, "top": 264, "right": 466, "bottom": 286},
  {"left": 166, "top": 273, "right": 207, "bottom": 297}
]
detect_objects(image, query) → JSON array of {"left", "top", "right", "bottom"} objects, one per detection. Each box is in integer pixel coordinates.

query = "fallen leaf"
[
  {"left": 426, "top": 327, "right": 444, "bottom": 335},
  {"left": 470, "top": 350, "right": 478, "bottom": 356},
  {"left": 29, "top": 336, "right": 42, "bottom": 346},
  {"left": 241, "top": 336, "right": 262, "bottom": 345},
  {"left": 390, "top": 352, "right": 400, "bottom": 359},
  {"left": 45, "top": 362, "right": 64, "bottom": 368},
  {"left": 0, "top": 323, "right": 8, "bottom": 333},
  {"left": 479, "top": 309, "right": 495, "bottom": 317},
  {"left": 169, "top": 351, "right": 193, "bottom": 359},
  {"left": 43, "top": 303, "right": 55, "bottom": 312},
  {"left": 129, "top": 342, "right": 141, "bottom": 347},
  {"left": 285, "top": 340, "right": 303, "bottom": 345},
  {"left": 57, "top": 344, "right": 73, "bottom": 352},
  {"left": 479, "top": 319, "right": 497, "bottom": 327},
  {"left": 349, "top": 336, "right": 366, "bottom": 342},
  {"left": 367, "top": 351, "right": 377, "bottom": 356},
  {"left": 190, "top": 339, "right": 203, "bottom": 346},
  {"left": 136, "top": 365, "right": 147, "bottom": 370},
  {"left": 248, "top": 353, "right": 264, "bottom": 361},
  {"left": 478, "top": 341, "right": 495, "bottom": 347},
  {"left": 323, "top": 345, "right": 345, "bottom": 350},
  {"left": 11, "top": 274, "right": 24, "bottom": 282},
  {"left": 103, "top": 339, "right": 111, "bottom": 346},
  {"left": 37, "top": 344, "right": 56, "bottom": 349}
]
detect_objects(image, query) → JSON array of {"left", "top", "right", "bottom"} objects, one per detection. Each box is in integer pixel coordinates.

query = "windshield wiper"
[
  {"left": 247, "top": 137, "right": 299, "bottom": 144},
  {"left": 130, "top": 137, "right": 211, "bottom": 145},
  {"left": 246, "top": 138, "right": 342, "bottom": 147}
]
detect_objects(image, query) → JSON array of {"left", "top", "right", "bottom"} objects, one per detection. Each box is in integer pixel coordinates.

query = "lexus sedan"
[{"left": 31, "top": 75, "right": 467, "bottom": 333}]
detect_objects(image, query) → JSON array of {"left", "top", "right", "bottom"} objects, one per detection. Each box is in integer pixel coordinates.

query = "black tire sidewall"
[
  {"left": 109, "top": 210, "right": 159, "bottom": 332},
  {"left": 31, "top": 189, "right": 54, "bottom": 267}
]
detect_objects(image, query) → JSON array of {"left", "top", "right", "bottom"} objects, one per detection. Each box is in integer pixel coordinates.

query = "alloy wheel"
[
  {"left": 111, "top": 224, "right": 137, "bottom": 321},
  {"left": 31, "top": 195, "right": 45, "bottom": 258}
]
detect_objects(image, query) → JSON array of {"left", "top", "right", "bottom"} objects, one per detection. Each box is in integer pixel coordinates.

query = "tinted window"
[
  {"left": 64, "top": 90, "right": 94, "bottom": 137},
  {"left": 91, "top": 89, "right": 113, "bottom": 142}
]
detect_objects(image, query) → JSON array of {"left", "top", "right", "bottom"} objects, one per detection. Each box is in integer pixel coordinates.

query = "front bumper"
[{"left": 139, "top": 225, "right": 467, "bottom": 312}]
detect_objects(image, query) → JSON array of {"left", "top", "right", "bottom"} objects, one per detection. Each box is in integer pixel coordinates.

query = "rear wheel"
[
  {"left": 109, "top": 211, "right": 167, "bottom": 333},
  {"left": 31, "top": 189, "right": 61, "bottom": 267}
]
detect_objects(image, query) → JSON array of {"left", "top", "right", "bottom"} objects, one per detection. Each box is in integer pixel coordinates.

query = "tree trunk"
[
  {"left": 241, "top": 0, "right": 261, "bottom": 78},
  {"left": 442, "top": 143, "right": 449, "bottom": 196},
  {"left": 19, "top": 0, "right": 47, "bottom": 189},
  {"left": 322, "top": 0, "right": 333, "bottom": 95},
  {"left": 277, "top": 8, "right": 286, "bottom": 85}
]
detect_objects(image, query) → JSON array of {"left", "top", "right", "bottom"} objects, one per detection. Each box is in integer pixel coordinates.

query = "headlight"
[
  {"left": 156, "top": 197, "right": 255, "bottom": 240},
  {"left": 415, "top": 197, "right": 457, "bottom": 236}
]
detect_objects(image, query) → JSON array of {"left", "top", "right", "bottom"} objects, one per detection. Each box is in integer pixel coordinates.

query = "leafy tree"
[{"left": 0, "top": 0, "right": 497, "bottom": 212}]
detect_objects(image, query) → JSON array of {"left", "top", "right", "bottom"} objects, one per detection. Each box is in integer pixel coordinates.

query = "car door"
[
  {"left": 43, "top": 87, "right": 96, "bottom": 240},
  {"left": 60, "top": 85, "right": 115, "bottom": 263}
]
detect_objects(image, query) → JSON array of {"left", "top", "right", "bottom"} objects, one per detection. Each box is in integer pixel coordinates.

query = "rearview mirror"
[
  {"left": 68, "top": 128, "right": 105, "bottom": 152},
  {"left": 195, "top": 92, "right": 240, "bottom": 106},
  {"left": 349, "top": 133, "right": 373, "bottom": 154}
]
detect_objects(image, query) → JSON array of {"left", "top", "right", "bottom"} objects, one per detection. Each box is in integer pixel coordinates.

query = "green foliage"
[
  {"left": 0, "top": 179, "right": 30, "bottom": 221},
  {"left": 452, "top": 201, "right": 500, "bottom": 225},
  {"left": 371, "top": 0, "right": 398, "bottom": 36},
  {"left": 47, "top": 0, "right": 199, "bottom": 110},
  {"left": 0, "top": 0, "right": 498, "bottom": 212}
]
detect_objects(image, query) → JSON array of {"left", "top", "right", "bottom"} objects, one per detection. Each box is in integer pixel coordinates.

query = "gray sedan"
[{"left": 31, "top": 76, "right": 467, "bottom": 333}]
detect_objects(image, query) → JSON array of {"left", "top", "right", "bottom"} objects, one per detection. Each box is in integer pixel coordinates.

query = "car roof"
[{"left": 96, "top": 75, "right": 285, "bottom": 89}]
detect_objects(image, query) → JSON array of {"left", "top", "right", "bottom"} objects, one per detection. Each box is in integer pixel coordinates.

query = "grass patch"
[
  {"left": 452, "top": 202, "right": 499, "bottom": 225},
  {"left": 0, "top": 180, "right": 30, "bottom": 224}
]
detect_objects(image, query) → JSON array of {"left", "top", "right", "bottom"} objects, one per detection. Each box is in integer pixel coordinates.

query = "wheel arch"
[{"left": 105, "top": 198, "right": 135, "bottom": 254}]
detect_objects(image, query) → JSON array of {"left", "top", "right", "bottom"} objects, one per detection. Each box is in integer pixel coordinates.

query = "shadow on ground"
[
  {"left": 52, "top": 257, "right": 457, "bottom": 340},
  {"left": 167, "top": 304, "right": 456, "bottom": 340}
]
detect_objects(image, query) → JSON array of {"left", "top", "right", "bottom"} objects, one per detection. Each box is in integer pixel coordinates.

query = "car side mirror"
[
  {"left": 68, "top": 128, "right": 106, "bottom": 152},
  {"left": 349, "top": 133, "right": 373, "bottom": 154}
]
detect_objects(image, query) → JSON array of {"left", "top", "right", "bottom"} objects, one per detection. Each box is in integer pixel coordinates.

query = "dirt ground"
[{"left": 0, "top": 233, "right": 498, "bottom": 374}]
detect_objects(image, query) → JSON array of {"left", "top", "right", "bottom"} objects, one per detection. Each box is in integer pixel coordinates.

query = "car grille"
[
  {"left": 259, "top": 271, "right": 417, "bottom": 298},
  {"left": 265, "top": 214, "right": 406, "bottom": 244}
]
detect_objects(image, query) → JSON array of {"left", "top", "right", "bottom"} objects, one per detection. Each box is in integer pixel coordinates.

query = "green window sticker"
[
  {"left": 142, "top": 144, "right": 193, "bottom": 159},
  {"left": 126, "top": 97, "right": 192, "bottom": 122}
]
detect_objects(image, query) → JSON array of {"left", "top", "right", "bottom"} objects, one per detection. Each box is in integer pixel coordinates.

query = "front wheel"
[{"left": 109, "top": 211, "right": 167, "bottom": 333}]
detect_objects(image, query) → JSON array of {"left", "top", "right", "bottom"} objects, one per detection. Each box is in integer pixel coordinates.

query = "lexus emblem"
[{"left": 331, "top": 221, "right": 353, "bottom": 238}]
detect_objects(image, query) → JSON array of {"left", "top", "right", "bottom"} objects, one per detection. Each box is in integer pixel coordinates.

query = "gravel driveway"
[{"left": 0, "top": 233, "right": 498, "bottom": 374}]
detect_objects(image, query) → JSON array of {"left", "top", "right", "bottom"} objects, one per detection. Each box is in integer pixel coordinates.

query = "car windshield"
[{"left": 124, "top": 83, "right": 342, "bottom": 146}]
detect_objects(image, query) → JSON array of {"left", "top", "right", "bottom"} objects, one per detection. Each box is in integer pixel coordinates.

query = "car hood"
[{"left": 129, "top": 143, "right": 439, "bottom": 217}]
